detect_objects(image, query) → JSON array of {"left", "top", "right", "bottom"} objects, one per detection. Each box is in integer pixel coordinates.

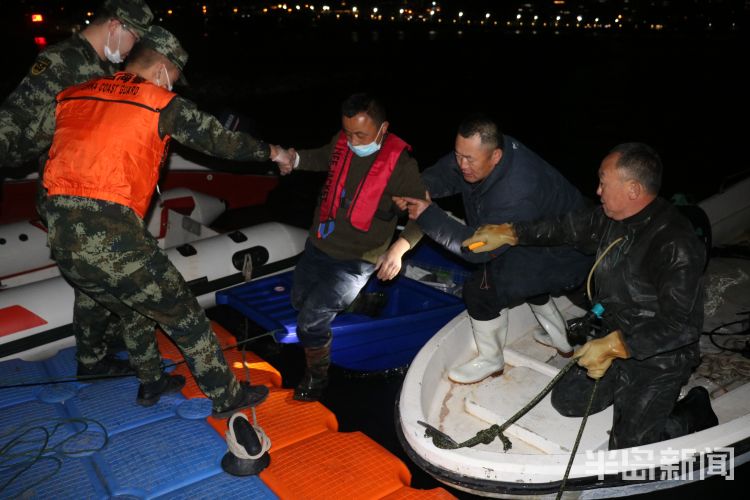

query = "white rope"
[{"left": 225, "top": 412, "right": 271, "bottom": 460}]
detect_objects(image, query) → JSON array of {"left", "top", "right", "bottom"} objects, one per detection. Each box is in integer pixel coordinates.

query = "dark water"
[
  {"left": 171, "top": 17, "right": 747, "bottom": 204},
  {"left": 3, "top": 11, "right": 749, "bottom": 498}
]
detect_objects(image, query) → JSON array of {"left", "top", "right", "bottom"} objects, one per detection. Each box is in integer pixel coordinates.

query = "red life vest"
[
  {"left": 44, "top": 72, "right": 175, "bottom": 218},
  {"left": 318, "top": 131, "right": 410, "bottom": 237}
]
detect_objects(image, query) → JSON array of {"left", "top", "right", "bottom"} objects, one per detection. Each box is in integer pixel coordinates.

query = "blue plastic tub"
[{"left": 216, "top": 270, "right": 465, "bottom": 372}]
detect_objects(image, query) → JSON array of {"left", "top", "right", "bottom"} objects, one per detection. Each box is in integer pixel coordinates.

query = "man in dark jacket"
[
  {"left": 463, "top": 142, "right": 717, "bottom": 449},
  {"left": 395, "top": 115, "right": 591, "bottom": 384}
]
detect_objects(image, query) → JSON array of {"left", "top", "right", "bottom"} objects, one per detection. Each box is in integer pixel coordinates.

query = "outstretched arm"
[{"left": 160, "top": 96, "right": 274, "bottom": 162}]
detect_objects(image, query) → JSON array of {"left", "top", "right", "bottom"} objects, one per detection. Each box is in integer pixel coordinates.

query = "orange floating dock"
[{"left": 158, "top": 322, "right": 454, "bottom": 499}]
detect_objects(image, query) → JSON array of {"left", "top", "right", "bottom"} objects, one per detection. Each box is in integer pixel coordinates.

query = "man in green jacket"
[{"left": 276, "top": 93, "right": 426, "bottom": 401}]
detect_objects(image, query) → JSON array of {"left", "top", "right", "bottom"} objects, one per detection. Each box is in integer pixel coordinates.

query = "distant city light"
[
  {"left": 114, "top": 1, "right": 734, "bottom": 36},
  {"left": 34, "top": 36, "right": 47, "bottom": 48},
  {"left": 31, "top": 14, "right": 44, "bottom": 22}
]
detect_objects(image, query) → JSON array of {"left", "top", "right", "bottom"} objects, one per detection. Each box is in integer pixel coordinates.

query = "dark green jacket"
[{"left": 298, "top": 133, "right": 425, "bottom": 264}]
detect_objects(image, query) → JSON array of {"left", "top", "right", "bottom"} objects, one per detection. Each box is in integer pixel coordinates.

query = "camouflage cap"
[
  {"left": 141, "top": 25, "right": 189, "bottom": 85},
  {"left": 141, "top": 25, "right": 188, "bottom": 71},
  {"left": 101, "top": 0, "right": 154, "bottom": 37}
]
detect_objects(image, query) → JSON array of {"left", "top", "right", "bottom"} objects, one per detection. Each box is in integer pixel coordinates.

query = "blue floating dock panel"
[
  {"left": 0, "top": 452, "right": 108, "bottom": 500},
  {"left": 154, "top": 471, "right": 278, "bottom": 499},
  {"left": 93, "top": 416, "right": 227, "bottom": 498},
  {"left": 0, "top": 399, "right": 73, "bottom": 448},
  {"left": 0, "top": 357, "right": 52, "bottom": 410},
  {"left": 65, "top": 376, "right": 186, "bottom": 437},
  {"left": 0, "top": 351, "right": 278, "bottom": 499},
  {"left": 217, "top": 270, "right": 465, "bottom": 371}
]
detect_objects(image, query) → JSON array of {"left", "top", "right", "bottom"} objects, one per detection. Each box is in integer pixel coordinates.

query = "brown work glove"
[
  {"left": 574, "top": 330, "right": 630, "bottom": 379},
  {"left": 462, "top": 223, "right": 518, "bottom": 253}
]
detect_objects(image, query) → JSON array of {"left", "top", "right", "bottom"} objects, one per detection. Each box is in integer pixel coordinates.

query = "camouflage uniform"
[
  {"left": 45, "top": 196, "right": 243, "bottom": 409},
  {"left": 43, "top": 26, "right": 272, "bottom": 412},
  {"left": 160, "top": 96, "right": 272, "bottom": 160},
  {"left": 0, "top": 1, "right": 155, "bottom": 377},
  {"left": 0, "top": 0, "right": 154, "bottom": 166},
  {"left": 0, "top": 33, "right": 115, "bottom": 166}
]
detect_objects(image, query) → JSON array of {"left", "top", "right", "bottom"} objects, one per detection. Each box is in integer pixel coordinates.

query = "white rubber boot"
[
  {"left": 530, "top": 298, "right": 573, "bottom": 357},
  {"left": 448, "top": 311, "right": 508, "bottom": 384}
]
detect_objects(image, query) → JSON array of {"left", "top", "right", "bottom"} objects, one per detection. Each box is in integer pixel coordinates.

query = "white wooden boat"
[{"left": 398, "top": 178, "right": 750, "bottom": 498}]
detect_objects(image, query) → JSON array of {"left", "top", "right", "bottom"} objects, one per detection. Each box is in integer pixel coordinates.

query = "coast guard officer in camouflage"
[
  {"left": 0, "top": 0, "right": 154, "bottom": 166},
  {"left": 0, "top": 0, "right": 154, "bottom": 384},
  {"left": 43, "top": 25, "right": 293, "bottom": 416}
]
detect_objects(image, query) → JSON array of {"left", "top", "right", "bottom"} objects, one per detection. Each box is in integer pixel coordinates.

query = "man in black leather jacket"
[{"left": 463, "top": 142, "right": 717, "bottom": 449}]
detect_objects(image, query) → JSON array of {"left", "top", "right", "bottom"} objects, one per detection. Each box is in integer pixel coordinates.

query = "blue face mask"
[{"left": 348, "top": 124, "right": 384, "bottom": 157}]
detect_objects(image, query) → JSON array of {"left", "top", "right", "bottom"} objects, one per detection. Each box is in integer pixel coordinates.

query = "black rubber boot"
[
  {"left": 212, "top": 381, "right": 270, "bottom": 418},
  {"left": 77, "top": 355, "right": 132, "bottom": 379},
  {"left": 663, "top": 386, "right": 719, "bottom": 439},
  {"left": 293, "top": 340, "right": 331, "bottom": 402},
  {"left": 136, "top": 373, "right": 186, "bottom": 407}
]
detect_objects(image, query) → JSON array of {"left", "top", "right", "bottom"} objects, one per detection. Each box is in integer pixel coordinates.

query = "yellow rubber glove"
[
  {"left": 574, "top": 330, "right": 630, "bottom": 379},
  {"left": 461, "top": 223, "right": 518, "bottom": 253}
]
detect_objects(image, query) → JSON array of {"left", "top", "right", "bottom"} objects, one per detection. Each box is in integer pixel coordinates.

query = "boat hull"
[
  {"left": 397, "top": 306, "right": 750, "bottom": 498},
  {"left": 0, "top": 222, "right": 307, "bottom": 362}
]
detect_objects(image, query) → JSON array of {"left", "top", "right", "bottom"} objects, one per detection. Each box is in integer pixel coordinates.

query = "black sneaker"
[
  {"left": 136, "top": 374, "right": 186, "bottom": 407},
  {"left": 212, "top": 381, "right": 269, "bottom": 418},
  {"left": 77, "top": 356, "right": 132, "bottom": 379}
]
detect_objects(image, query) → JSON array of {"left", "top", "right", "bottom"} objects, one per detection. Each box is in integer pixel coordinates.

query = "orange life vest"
[
  {"left": 318, "top": 131, "right": 410, "bottom": 237},
  {"left": 44, "top": 72, "right": 176, "bottom": 218}
]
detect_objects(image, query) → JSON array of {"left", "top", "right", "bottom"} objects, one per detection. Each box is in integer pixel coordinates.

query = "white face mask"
[
  {"left": 156, "top": 64, "right": 173, "bottom": 91},
  {"left": 104, "top": 26, "right": 124, "bottom": 64}
]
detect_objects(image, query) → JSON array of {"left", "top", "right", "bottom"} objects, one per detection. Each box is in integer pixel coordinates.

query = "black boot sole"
[{"left": 212, "top": 383, "right": 270, "bottom": 418}]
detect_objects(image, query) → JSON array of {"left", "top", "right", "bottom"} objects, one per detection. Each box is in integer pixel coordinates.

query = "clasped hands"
[{"left": 270, "top": 145, "right": 298, "bottom": 175}]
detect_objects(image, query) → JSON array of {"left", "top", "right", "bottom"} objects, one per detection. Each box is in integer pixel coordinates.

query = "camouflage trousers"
[{"left": 45, "top": 195, "right": 242, "bottom": 410}]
